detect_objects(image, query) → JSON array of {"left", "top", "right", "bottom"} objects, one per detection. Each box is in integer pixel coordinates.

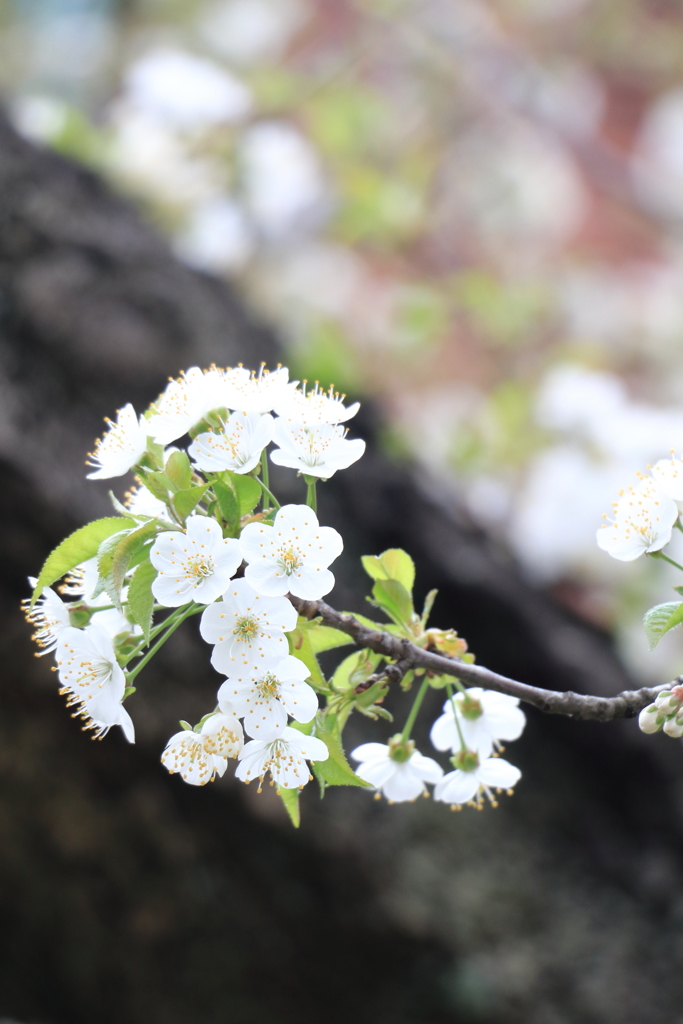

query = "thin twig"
[{"left": 289, "top": 596, "right": 674, "bottom": 721}]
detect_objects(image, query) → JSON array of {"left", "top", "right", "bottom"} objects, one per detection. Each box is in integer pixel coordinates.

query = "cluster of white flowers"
[
  {"left": 351, "top": 688, "right": 525, "bottom": 808},
  {"left": 26, "top": 362, "right": 531, "bottom": 821},
  {"left": 87, "top": 364, "right": 365, "bottom": 482}
]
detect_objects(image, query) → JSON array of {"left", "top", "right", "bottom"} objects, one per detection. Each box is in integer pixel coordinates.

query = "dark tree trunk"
[{"left": 0, "top": 112, "right": 681, "bottom": 1024}]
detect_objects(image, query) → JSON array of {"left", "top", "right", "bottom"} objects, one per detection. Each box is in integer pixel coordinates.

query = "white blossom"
[
  {"left": 218, "top": 654, "right": 317, "bottom": 739},
  {"left": 270, "top": 420, "right": 365, "bottom": 479},
  {"left": 236, "top": 725, "right": 328, "bottom": 790},
  {"left": 225, "top": 365, "right": 296, "bottom": 413},
  {"left": 161, "top": 713, "right": 243, "bottom": 786},
  {"left": 433, "top": 752, "right": 521, "bottom": 809},
  {"left": 188, "top": 410, "right": 274, "bottom": 474},
  {"left": 125, "top": 483, "right": 169, "bottom": 519},
  {"left": 273, "top": 383, "right": 360, "bottom": 425},
  {"left": 597, "top": 475, "right": 678, "bottom": 561},
  {"left": 86, "top": 403, "right": 148, "bottom": 480},
  {"left": 56, "top": 624, "right": 135, "bottom": 742},
  {"left": 430, "top": 688, "right": 526, "bottom": 759},
  {"left": 351, "top": 740, "right": 443, "bottom": 803},
  {"left": 57, "top": 559, "right": 133, "bottom": 638},
  {"left": 150, "top": 515, "right": 242, "bottom": 607},
  {"left": 147, "top": 366, "right": 249, "bottom": 444},
  {"left": 240, "top": 503, "right": 343, "bottom": 600},
  {"left": 23, "top": 578, "right": 71, "bottom": 655},
  {"left": 652, "top": 452, "right": 683, "bottom": 503},
  {"left": 199, "top": 577, "right": 297, "bottom": 675}
]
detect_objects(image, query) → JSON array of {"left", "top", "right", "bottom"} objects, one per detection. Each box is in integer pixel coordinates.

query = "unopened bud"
[
  {"left": 664, "top": 715, "right": 683, "bottom": 739},
  {"left": 639, "top": 704, "right": 663, "bottom": 734},
  {"left": 655, "top": 691, "right": 676, "bottom": 711}
]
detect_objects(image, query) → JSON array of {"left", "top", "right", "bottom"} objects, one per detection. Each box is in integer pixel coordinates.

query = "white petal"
[
  {"left": 351, "top": 742, "right": 390, "bottom": 763},
  {"left": 434, "top": 770, "right": 480, "bottom": 804},
  {"left": 382, "top": 765, "right": 424, "bottom": 802},
  {"left": 476, "top": 757, "right": 521, "bottom": 790}
]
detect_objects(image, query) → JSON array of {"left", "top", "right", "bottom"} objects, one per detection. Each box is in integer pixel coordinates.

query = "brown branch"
[{"left": 291, "top": 597, "right": 674, "bottom": 722}]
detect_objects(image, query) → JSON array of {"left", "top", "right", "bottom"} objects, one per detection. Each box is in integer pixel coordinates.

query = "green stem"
[
  {"left": 261, "top": 449, "right": 270, "bottom": 496},
  {"left": 446, "top": 682, "right": 468, "bottom": 753},
  {"left": 254, "top": 475, "right": 280, "bottom": 510},
  {"left": 305, "top": 477, "right": 317, "bottom": 513},
  {"left": 125, "top": 604, "right": 198, "bottom": 683},
  {"left": 675, "top": 520, "right": 683, "bottom": 534},
  {"left": 119, "top": 608, "right": 187, "bottom": 666},
  {"left": 401, "top": 677, "right": 430, "bottom": 743},
  {"left": 651, "top": 551, "right": 683, "bottom": 573}
]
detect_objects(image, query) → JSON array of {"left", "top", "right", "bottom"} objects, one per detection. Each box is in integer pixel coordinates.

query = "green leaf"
[
  {"left": 230, "top": 473, "right": 261, "bottom": 516},
  {"left": 110, "top": 521, "right": 159, "bottom": 599},
  {"left": 362, "top": 548, "right": 415, "bottom": 593},
  {"left": 127, "top": 560, "right": 157, "bottom": 642},
  {"left": 644, "top": 602, "right": 683, "bottom": 650},
  {"left": 288, "top": 621, "right": 328, "bottom": 690},
  {"left": 96, "top": 531, "right": 131, "bottom": 608},
  {"left": 213, "top": 478, "right": 239, "bottom": 527},
  {"left": 173, "top": 484, "right": 209, "bottom": 521},
  {"left": 108, "top": 491, "right": 138, "bottom": 519},
  {"left": 370, "top": 578, "right": 414, "bottom": 627},
  {"left": 312, "top": 717, "right": 369, "bottom": 787},
  {"left": 331, "top": 649, "right": 382, "bottom": 691},
  {"left": 298, "top": 619, "right": 353, "bottom": 654},
  {"left": 138, "top": 470, "right": 170, "bottom": 502},
  {"left": 277, "top": 786, "right": 300, "bottom": 827},
  {"left": 30, "top": 517, "right": 130, "bottom": 607},
  {"left": 165, "top": 451, "right": 193, "bottom": 492}
]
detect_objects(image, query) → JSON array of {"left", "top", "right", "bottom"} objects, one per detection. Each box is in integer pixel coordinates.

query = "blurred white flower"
[
  {"left": 125, "top": 484, "right": 168, "bottom": 520},
  {"left": 652, "top": 454, "right": 683, "bottom": 504},
  {"left": 597, "top": 475, "right": 678, "bottom": 561},
  {"left": 430, "top": 688, "right": 526, "bottom": 759},
  {"left": 56, "top": 624, "right": 134, "bottom": 743},
  {"left": 240, "top": 503, "right": 343, "bottom": 600},
  {"left": 199, "top": 577, "right": 297, "bottom": 675},
  {"left": 59, "top": 558, "right": 134, "bottom": 638},
  {"left": 189, "top": 410, "right": 274, "bottom": 474},
  {"left": 23, "top": 578, "right": 70, "bottom": 655},
  {"left": 351, "top": 740, "right": 443, "bottom": 802},
  {"left": 270, "top": 421, "right": 365, "bottom": 479},
  {"left": 174, "top": 197, "right": 254, "bottom": 273},
  {"left": 123, "top": 48, "right": 252, "bottom": 128},
  {"left": 433, "top": 752, "right": 521, "bottom": 808},
  {"left": 199, "top": 0, "right": 308, "bottom": 64},
  {"left": 108, "top": 109, "right": 219, "bottom": 204},
  {"left": 240, "top": 121, "right": 327, "bottom": 239},
  {"left": 633, "top": 88, "right": 683, "bottom": 219},
  {"left": 86, "top": 403, "right": 147, "bottom": 480},
  {"left": 236, "top": 725, "right": 328, "bottom": 789},
  {"left": 218, "top": 653, "right": 317, "bottom": 738},
  {"left": 150, "top": 515, "right": 242, "bottom": 607}
]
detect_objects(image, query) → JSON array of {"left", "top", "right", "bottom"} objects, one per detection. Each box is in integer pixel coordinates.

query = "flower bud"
[
  {"left": 639, "top": 704, "right": 663, "bottom": 734},
  {"left": 664, "top": 715, "right": 683, "bottom": 739},
  {"left": 655, "top": 691, "right": 679, "bottom": 711}
]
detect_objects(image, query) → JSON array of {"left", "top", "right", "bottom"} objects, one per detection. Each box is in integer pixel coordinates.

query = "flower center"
[
  {"left": 186, "top": 556, "right": 214, "bottom": 580},
  {"left": 233, "top": 614, "right": 260, "bottom": 643},
  {"left": 388, "top": 735, "right": 415, "bottom": 763},
  {"left": 278, "top": 546, "right": 302, "bottom": 576},
  {"left": 451, "top": 748, "right": 480, "bottom": 772},
  {"left": 457, "top": 696, "right": 483, "bottom": 720},
  {"left": 257, "top": 672, "right": 281, "bottom": 700}
]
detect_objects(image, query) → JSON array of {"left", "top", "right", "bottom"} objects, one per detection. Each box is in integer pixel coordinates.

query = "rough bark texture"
[{"left": 1, "top": 112, "right": 683, "bottom": 1024}]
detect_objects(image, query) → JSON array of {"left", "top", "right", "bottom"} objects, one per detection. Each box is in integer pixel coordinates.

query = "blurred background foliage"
[{"left": 4, "top": 0, "right": 683, "bottom": 677}]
